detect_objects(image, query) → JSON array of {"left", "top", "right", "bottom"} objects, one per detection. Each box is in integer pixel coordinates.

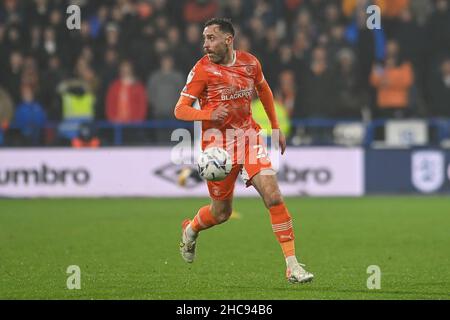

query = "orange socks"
[
  {"left": 190, "top": 205, "right": 218, "bottom": 233},
  {"left": 269, "top": 203, "right": 296, "bottom": 258},
  {"left": 189, "top": 203, "right": 296, "bottom": 260}
]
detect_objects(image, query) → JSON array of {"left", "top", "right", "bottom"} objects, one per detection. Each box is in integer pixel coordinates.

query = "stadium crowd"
[{"left": 0, "top": 0, "right": 449, "bottom": 146}]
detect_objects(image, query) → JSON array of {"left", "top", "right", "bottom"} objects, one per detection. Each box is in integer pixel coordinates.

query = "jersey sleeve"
[
  {"left": 254, "top": 58, "right": 265, "bottom": 86},
  {"left": 180, "top": 63, "right": 207, "bottom": 100}
]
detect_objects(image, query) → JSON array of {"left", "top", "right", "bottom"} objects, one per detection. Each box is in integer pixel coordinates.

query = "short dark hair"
[{"left": 204, "top": 18, "right": 235, "bottom": 37}]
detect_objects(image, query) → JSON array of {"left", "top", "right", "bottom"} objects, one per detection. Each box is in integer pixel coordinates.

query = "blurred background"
[{"left": 0, "top": 0, "right": 449, "bottom": 148}]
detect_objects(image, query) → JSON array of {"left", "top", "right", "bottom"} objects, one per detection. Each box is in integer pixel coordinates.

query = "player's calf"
[
  {"left": 253, "top": 171, "right": 284, "bottom": 209},
  {"left": 263, "top": 192, "right": 284, "bottom": 209},
  {"left": 269, "top": 202, "right": 314, "bottom": 283},
  {"left": 210, "top": 199, "right": 233, "bottom": 224},
  {"left": 180, "top": 202, "right": 232, "bottom": 263}
]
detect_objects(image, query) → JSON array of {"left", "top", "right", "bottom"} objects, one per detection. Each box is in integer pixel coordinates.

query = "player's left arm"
[{"left": 254, "top": 60, "right": 286, "bottom": 155}]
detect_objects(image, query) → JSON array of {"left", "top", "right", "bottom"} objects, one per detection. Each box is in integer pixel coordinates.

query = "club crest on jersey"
[{"left": 245, "top": 66, "right": 255, "bottom": 75}]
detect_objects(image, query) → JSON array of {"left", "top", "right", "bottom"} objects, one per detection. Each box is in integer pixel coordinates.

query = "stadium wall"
[{"left": 0, "top": 148, "right": 449, "bottom": 198}]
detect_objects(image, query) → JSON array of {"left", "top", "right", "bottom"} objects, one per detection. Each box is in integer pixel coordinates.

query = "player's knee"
[
  {"left": 212, "top": 206, "right": 232, "bottom": 224},
  {"left": 214, "top": 209, "right": 232, "bottom": 224},
  {"left": 265, "top": 192, "right": 284, "bottom": 209}
]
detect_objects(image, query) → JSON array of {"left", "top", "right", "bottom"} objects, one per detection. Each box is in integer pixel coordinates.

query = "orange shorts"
[{"left": 207, "top": 134, "right": 273, "bottom": 201}]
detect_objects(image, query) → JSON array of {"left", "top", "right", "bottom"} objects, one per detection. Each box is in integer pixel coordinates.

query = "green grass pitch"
[{"left": 0, "top": 197, "right": 449, "bottom": 300}]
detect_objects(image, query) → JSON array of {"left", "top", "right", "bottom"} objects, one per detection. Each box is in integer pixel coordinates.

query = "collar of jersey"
[
  {"left": 213, "top": 50, "right": 236, "bottom": 67},
  {"left": 226, "top": 50, "right": 237, "bottom": 67}
]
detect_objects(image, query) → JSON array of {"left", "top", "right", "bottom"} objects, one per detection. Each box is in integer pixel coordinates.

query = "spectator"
[
  {"left": 178, "top": 23, "right": 203, "bottom": 74},
  {"left": 370, "top": 40, "right": 414, "bottom": 118},
  {"left": 2, "top": 0, "right": 23, "bottom": 25},
  {"left": 345, "top": 3, "right": 387, "bottom": 91},
  {"left": 148, "top": 55, "right": 184, "bottom": 143},
  {"left": 393, "top": 7, "right": 427, "bottom": 106},
  {"left": 28, "top": 25, "right": 45, "bottom": 67},
  {"left": 327, "top": 24, "right": 349, "bottom": 61},
  {"left": 88, "top": 5, "right": 109, "bottom": 40},
  {"left": 236, "top": 34, "right": 252, "bottom": 52},
  {"left": 5, "top": 25, "right": 25, "bottom": 52},
  {"left": 342, "top": 0, "right": 385, "bottom": 17},
  {"left": 10, "top": 85, "right": 47, "bottom": 146},
  {"left": 154, "top": 15, "right": 170, "bottom": 36},
  {"left": 0, "top": 86, "right": 14, "bottom": 130},
  {"left": 71, "top": 122, "right": 101, "bottom": 148},
  {"left": 74, "top": 57, "right": 99, "bottom": 97},
  {"left": 42, "top": 27, "right": 59, "bottom": 58},
  {"left": 29, "top": 0, "right": 51, "bottom": 27},
  {"left": 427, "top": 58, "right": 450, "bottom": 117},
  {"left": 275, "top": 70, "right": 297, "bottom": 117},
  {"left": 425, "top": 0, "right": 450, "bottom": 62},
  {"left": 48, "top": 8, "right": 65, "bottom": 41},
  {"left": 277, "top": 44, "right": 296, "bottom": 77},
  {"left": 130, "top": 23, "right": 158, "bottom": 79},
  {"left": 150, "top": 0, "right": 176, "bottom": 22},
  {"left": 183, "top": 0, "right": 219, "bottom": 23},
  {"left": 393, "top": 7, "right": 425, "bottom": 69},
  {"left": 379, "top": 0, "right": 411, "bottom": 37},
  {"left": 380, "top": 0, "right": 411, "bottom": 18},
  {"left": 98, "top": 49, "right": 119, "bottom": 119},
  {"left": 222, "top": 0, "right": 251, "bottom": 23},
  {"left": 410, "top": 0, "right": 434, "bottom": 26},
  {"left": 247, "top": 16, "right": 266, "bottom": 56},
  {"left": 292, "top": 31, "right": 311, "bottom": 62},
  {"left": 321, "top": 2, "right": 343, "bottom": 33},
  {"left": 292, "top": 9, "right": 316, "bottom": 40},
  {"left": 334, "top": 48, "right": 365, "bottom": 118},
  {"left": 296, "top": 47, "right": 337, "bottom": 118},
  {"left": 0, "top": 0, "right": 448, "bottom": 147},
  {"left": 147, "top": 55, "right": 184, "bottom": 120},
  {"left": 104, "top": 22, "right": 121, "bottom": 53},
  {"left": 21, "top": 56, "right": 40, "bottom": 98},
  {"left": 57, "top": 78, "right": 96, "bottom": 140},
  {"left": 252, "top": 98, "right": 291, "bottom": 138},
  {"left": 283, "top": 0, "right": 304, "bottom": 25},
  {"left": 167, "top": 26, "right": 181, "bottom": 53},
  {"left": 106, "top": 60, "right": 148, "bottom": 123},
  {"left": 41, "top": 55, "right": 67, "bottom": 121},
  {"left": 4, "top": 51, "right": 24, "bottom": 104},
  {"left": 261, "top": 27, "right": 282, "bottom": 88},
  {"left": 0, "top": 24, "right": 7, "bottom": 79},
  {"left": 252, "top": 0, "right": 278, "bottom": 27},
  {"left": 154, "top": 38, "right": 170, "bottom": 59}
]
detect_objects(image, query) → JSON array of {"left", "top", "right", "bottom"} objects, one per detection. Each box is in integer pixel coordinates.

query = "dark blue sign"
[{"left": 366, "top": 149, "right": 450, "bottom": 194}]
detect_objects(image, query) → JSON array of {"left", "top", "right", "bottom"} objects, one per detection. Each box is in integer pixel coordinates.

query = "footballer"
[{"left": 174, "top": 18, "right": 313, "bottom": 284}]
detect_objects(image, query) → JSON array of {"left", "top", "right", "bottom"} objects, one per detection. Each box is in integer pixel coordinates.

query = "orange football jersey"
[{"left": 181, "top": 50, "right": 266, "bottom": 151}]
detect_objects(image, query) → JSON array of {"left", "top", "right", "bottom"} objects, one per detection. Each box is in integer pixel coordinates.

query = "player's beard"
[{"left": 207, "top": 44, "right": 228, "bottom": 64}]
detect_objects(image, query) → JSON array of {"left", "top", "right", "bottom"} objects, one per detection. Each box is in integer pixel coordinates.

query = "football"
[{"left": 197, "top": 147, "right": 232, "bottom": 181}]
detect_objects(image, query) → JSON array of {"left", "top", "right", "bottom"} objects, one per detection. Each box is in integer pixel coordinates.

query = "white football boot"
[
  {"left": 286, "top": 263, "right": 314, "bottom": 284},
  {"left": 180, "top": 219, "right": 196, "bottom": 263}
]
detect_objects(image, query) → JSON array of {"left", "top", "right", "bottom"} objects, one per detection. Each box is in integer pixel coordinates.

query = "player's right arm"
[{"left": 174, "top": 64, "right": 228, "bottom": 122}]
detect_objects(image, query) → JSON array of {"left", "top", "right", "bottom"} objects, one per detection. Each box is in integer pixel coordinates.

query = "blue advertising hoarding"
[{"left": 366, "top": 149, "right": 450, "bottom": 194}]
